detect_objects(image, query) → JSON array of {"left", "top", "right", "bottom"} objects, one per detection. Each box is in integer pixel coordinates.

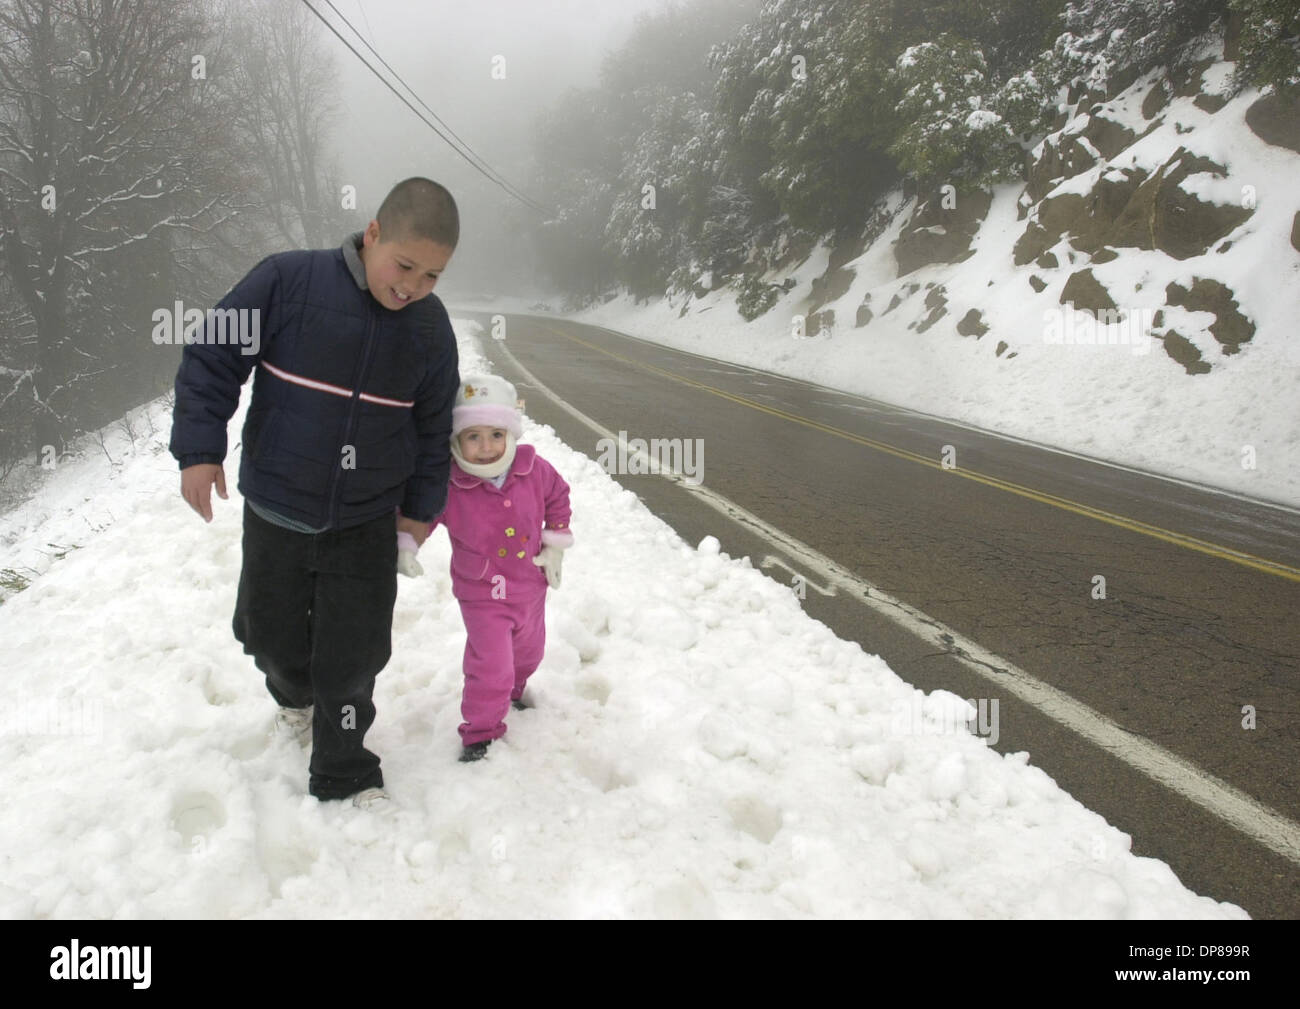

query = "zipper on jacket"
[{"left": 326, "top": 304, "right": 379, "bottom": 528}]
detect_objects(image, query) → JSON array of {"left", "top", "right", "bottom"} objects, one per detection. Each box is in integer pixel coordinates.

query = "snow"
[
  {"left": 964, "top": 109, "right": 1001, "bottom": 131},
  {"left": 0, "top": 324, "right": 1245, "bottom": 919},
  {"left": 897, "top": 44, "right": 926, "bottom": 70},
  {"left": 1200, "top": 61, "right": 1235, "bottom": 97},
  {"left": 1061, "top": 112, "right": 1092, "bottom": 138},
  {"left": 1075, "top": 135, "right": 1101, "bottom": 160},
  {"left": 1177, "top": 171, "right": 1249, "bottom": 207}
]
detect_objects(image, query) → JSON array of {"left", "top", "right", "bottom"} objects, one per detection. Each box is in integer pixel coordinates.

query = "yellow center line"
[{"left": 538, "top": 322, "right": 1300, "bottom": 583}]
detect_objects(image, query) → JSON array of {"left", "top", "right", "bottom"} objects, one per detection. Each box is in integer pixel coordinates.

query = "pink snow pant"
[{"left": 458, "top": 593, "right": 547, "bottom": 744}]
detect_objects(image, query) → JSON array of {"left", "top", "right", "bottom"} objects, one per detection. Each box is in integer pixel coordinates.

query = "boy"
[{"left": 169, "top": 177, "right": 461, "bottom": 806}]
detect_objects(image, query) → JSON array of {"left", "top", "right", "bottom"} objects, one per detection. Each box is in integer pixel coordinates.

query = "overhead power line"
[
  {"left": 324, "top": 0, "right": 508, "bottom": 191},
  {"left": 352, "top": 0, "right": 377, "bottom": 46},
  {"left": 298, "top": 0, "right": 552, "bottom": 216}
]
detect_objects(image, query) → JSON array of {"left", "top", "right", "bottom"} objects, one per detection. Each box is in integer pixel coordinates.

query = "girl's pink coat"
[{"left": 430, "top": 443, "right": 573, "bottom": 601}]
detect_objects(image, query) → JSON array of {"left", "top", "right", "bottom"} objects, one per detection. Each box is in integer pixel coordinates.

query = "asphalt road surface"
[{"left": 454, "top": 308, "right": 1300, "bottom": 919}]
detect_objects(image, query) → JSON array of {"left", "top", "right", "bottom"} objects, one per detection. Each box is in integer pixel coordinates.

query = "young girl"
[{"left": 397, "top": 375, "right": 573, "bottom": 762}]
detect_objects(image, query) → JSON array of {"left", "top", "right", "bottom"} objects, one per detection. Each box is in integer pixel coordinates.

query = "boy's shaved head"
[{"left": 376, "top": 177, "right": 459, "bottom": 249}]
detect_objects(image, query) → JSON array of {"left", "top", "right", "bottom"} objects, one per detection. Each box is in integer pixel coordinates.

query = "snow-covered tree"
[
  {"left": 710, "top": 0, "right": 896, "bottom": 237},
  {"left": 1053, "top": 0, "right": 1230, "bottom": 94},
  {"left": 532, "top": 85, "right": 622, "bottom": 304},
  {"left": 0, "top": 0, "right": 245, "bottom": 463},
  {"left": 1231, "top": 0, "right": 1300, "bottom": 96},
  {"left": 692, "top": 180, "right": 755, "bottom": 283},
  {"left": 223, "top": 0, "right": 353, "bottom": 249},
  {"left": 532, "top": 0, "right": 760, "bottom": 303},
  {"left": 530, "top": 0, "right": 1081, "bottom": 302},
  {"left": 887, "top": 35, "right": 1022, "bottom": 186}
]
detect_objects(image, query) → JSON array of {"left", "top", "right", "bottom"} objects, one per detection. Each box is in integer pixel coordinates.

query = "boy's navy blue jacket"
[{"left": 169, "top": 235, "right": 460, "bottom": 529}]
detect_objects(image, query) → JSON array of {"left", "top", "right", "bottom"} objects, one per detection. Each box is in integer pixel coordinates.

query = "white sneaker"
[
  {"left": 351, "top": 787, "right": 391, "bottom": 810},
  {"left": 274, "top": 705, "right": 313, "bottom": 745}
]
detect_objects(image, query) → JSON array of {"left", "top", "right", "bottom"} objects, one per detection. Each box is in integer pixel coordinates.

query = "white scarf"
[{"left": 450, "top": 431, "right": 517, "bottom": 479}]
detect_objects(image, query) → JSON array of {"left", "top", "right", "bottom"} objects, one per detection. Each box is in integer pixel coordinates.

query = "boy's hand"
[
  {"left": 396, "top": 514, "right": 431, "bottom": 547},
  {"left": 181, "top": 463, "right": 228, "bottom": 522}
]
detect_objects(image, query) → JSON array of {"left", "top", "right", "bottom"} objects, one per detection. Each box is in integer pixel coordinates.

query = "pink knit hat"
[{"left": 451, "top": 375, "right": 522, "bottom": 438}]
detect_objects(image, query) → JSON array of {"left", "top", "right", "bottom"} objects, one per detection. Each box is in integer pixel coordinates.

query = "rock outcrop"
[
  {"left": 894, "top": 189, "right": 992, "bottom": 277},
  {"left": 1060, "top": 269, "right": 1119, "bottom": 317},
  {"left": 798, "top": 57, "right": 1291, "bottom": 378},
  {"left": 1165, "top": 278, "right": 1255, "bottom": 354},
  {"left": 1245, "top": 93, "right": 1300, "bottom": 154},
  {"left": 1017, "top": 147, "right": 1251, "bottom": 264}
]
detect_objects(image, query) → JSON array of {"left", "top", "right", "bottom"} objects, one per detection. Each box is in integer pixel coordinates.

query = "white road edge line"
[{"left": 493, "top": 338, "right": 1300, "bottom": 867}]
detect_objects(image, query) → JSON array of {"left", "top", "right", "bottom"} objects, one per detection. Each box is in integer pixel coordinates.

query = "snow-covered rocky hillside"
[{"left": 571, "top": 57, "right": 1300, "bottom": 506}]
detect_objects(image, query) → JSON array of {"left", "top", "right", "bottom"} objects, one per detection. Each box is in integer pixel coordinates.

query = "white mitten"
[
  {"left": 531, "top": 545, "right": 565, "bottom": 589},
  {"left": 397, "top": 531, "right": 423, "bottom": 578}
]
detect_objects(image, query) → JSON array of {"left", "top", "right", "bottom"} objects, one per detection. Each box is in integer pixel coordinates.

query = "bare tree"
[
  {"left": 0, "top": 0, "right": 244, "bottom": 460},
  {"left": 225, "top": 0, "right": 351, "bottom": 249}
]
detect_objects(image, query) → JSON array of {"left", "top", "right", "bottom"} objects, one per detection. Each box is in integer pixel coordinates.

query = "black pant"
[{"left": 233, "top": 502, "right": 398, "bottom": 800}]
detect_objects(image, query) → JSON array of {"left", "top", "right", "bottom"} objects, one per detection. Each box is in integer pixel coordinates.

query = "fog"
[
  {"left": 0, "top": 0, "right": 764, "bottom": 465},
  {"left": 326, "top": 0, "right": 707, "bottom": 295}
]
